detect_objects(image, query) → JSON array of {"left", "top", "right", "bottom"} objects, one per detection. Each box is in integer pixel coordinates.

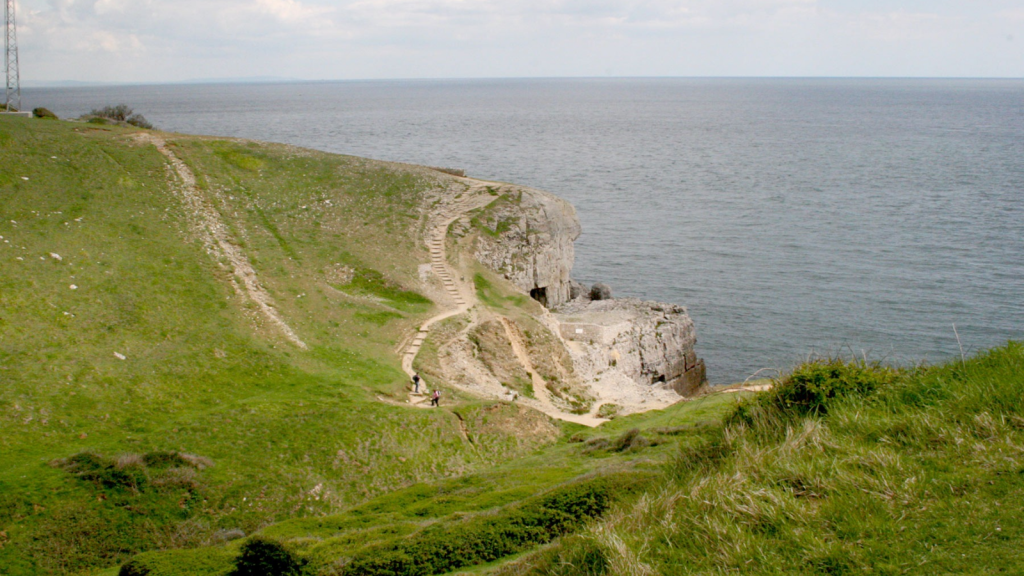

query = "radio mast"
[{"left": 4, "top": 0, "right": 21, "bottom": 112}]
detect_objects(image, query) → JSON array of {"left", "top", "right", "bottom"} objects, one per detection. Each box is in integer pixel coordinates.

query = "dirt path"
[
  {"left": 499, "top": 317, "right": 606, "bottom": 427},
  {"left": 139, "top": 134, "right": 307, "bottom": 349},
  {"left": 395, "top": 181, "right": 605, "bottom": 427}
]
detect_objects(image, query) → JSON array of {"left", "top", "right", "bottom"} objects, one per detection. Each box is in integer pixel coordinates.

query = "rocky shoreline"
[{"left": 461, "top": 182, "right": 707, "bottom": 404}]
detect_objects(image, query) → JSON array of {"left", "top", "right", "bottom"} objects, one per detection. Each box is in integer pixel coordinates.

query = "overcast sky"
[{"left": 14, "top": 0, "right": 1024, "bottom": 83}]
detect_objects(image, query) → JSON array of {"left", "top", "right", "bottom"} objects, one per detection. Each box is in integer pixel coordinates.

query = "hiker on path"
[
  {"left": 431, "top": 389, "right": 440, "bottom": 407},
  {"left": 412, "top": 373, "right": 421, "bottom": 394}
]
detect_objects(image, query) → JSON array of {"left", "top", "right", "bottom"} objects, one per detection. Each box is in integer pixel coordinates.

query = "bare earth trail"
[
  {"left": 499, "top": 317, "right": 606, "bottom": 427},
  {"left": 400, "top": 180, "right": 607, "bottom": 426},
  {"left": 139, "top": 134, "right": 307, "bottom": 349}
]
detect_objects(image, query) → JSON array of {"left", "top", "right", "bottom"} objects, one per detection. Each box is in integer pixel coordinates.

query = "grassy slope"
[
  {"left": 112, "top": 393, "right": 742, "bottom": 575},
  {"left": 5, "top": 117, "right": 1020, "bottom": 576},
  {"left": 505, "top": 344, "right": 1024, "bottom": 576},
  {"left": 0, "top": 117, "right": 558, "bottom": 574}
]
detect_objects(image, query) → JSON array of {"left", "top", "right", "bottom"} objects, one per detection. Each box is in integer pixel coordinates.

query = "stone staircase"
[{"left": 402, "top": 226, "right": 469, "bottom": 375}]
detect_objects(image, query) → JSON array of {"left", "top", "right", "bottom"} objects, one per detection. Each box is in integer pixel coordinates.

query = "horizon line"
[{"left": 23, "top": 74, "right": 1024, "bottom": 89}]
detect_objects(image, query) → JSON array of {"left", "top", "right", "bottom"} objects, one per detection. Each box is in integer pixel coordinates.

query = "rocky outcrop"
[
  {"left": 555, "top": 298, "right": 707, "bottom": 397},
  {"left": 463, "top": 183, "right": 706, "bottom": 398},
  {"left": 468, "top": 187, "right": 580, "bottom": 309}
]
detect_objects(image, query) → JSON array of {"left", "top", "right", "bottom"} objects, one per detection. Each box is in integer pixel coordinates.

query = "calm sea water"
[{"left": 24, "top": 79, "right": 1024, "bottom": 384}]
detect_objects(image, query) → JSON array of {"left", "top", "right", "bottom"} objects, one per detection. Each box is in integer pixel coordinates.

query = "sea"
[{"left": 22, "top": 78, "right": 1024, "bottom": 384}]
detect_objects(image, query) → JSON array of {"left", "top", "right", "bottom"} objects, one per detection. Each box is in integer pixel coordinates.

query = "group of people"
[{"left": 412, "top": 373, "right": 441, "bottom": 407}]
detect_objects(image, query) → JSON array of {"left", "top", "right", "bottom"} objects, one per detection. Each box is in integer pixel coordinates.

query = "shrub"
[
  {"left": 91, "top": 104, "right": 133, "bottom": 122},
  {"left": 117, "top": 557, "right": 150, "bottom": 573},
  {"left": 338, "top": 474, "right": 648, "bottom": 576},
  {"left": 728, "top": 359, "right": 900, "bottom": 427},
  {"left": 86, "top": 104, "right": 155, "bottom": 129},
  {"left": 33, "top": 107, "right": 58, "bottom": 119},
  {"left": 126, "top": 114, "right": 154, "bottom": 129},
  {"left": 232, "top": 537, "right": 307, "bottom": 576},
  {"left": 142, "top": 450, "right": 192, "bottom": 468},
  {"left": 52, "top": 450, "right": 212, "bottom": 494},
  {"left": 54, "top": 452, "right": 147, "bottom": 493},
  {"left": 118, "top": 559, "right": 151, "bottom": 576}
]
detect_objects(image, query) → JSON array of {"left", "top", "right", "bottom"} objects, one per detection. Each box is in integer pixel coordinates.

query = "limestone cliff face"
[
  {"left": 555, "top": 298, "right": 707, "bottom": 397},
  {"left": 465, "top": 184, "right": 706, "bottom": 398},
  {"left": 469, "top": 187, "right": 580, "bottom": 309}
]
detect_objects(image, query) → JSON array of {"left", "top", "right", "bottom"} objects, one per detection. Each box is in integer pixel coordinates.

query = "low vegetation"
[
  {"left": 0, "top": 116, "right": 553, "bottom": 574},
  {"left": 3, "top": 115, "right": 1020, "bottom": 576},
  {"left": 86, "top": 104, "right": 154, "bottom": 129},
  {"left": 510, "top": 344, "right": 1024, "bottom": 575}
]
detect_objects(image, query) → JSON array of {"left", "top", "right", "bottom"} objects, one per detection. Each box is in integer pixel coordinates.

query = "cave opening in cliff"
[{"left": 530, "top": 287, "right": 548, "bottom": 307}]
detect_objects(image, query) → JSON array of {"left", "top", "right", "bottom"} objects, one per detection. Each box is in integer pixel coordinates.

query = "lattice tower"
[{"left": 4, "top": 0, "right": 20, "bottom": 112}]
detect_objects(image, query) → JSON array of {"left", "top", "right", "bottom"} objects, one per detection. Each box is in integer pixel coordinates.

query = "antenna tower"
[{"left": 4, "top": 0, "right": 20, "bottom": 112}]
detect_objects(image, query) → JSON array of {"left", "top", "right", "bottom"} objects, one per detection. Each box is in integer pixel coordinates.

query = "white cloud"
[{"left": 13, "top": 0, "right": 1024, "bottom": 82}]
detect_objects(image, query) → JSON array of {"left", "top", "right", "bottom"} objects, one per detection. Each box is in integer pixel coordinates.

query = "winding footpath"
[{"left": 398, "top": 182, "right": 606, "bottom": 426}]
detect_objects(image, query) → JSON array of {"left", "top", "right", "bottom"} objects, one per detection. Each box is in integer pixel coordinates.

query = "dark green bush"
[
  {"left": 91, "top": 104, "right": 133, "bottom": 122},
  {"left": 232, "top": 537, "right": 307, "bottom": 576},
  {"left": 142, "top": 450, "right": 190, "bottom": 468},
  {"left": 126, "top": 114, "right": 153, "bottom": 130},
  {"left": 339, "top": 474, "right": 647, "bottom": 576},
  {"left": 56, "top": 452, "right": 147, "bottom": 492},
  {"left": 32, "top": 107, "right": 58, "bottom": 119},
  {"left": 729, "top": 359, "right": 899, "bottom": 427},
  {"left": 86, "top": 104, "right": 155, "bottom": 129},
  {"left": 118, "top": 560, "right": 151, "bottom": 576}
]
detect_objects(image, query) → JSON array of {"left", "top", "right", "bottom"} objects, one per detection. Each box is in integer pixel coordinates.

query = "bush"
[
  {"left": 771, "top": 359, "right": 897, "bottom": 415},
  {"left": 728, "top": 359, "right": 899, "bottom": 428},
  {"left": 33, "top": 107, "right": 58, "bottom": 119},
  {"left": 338, "top": 474, "right": 648, "bottom": 576},
  {"left": 52, "top": 450, "right": 212, "bottom": 494},
  {"left": 55, "top": 452, "right": 148, "bottom": 493},
  {"left": 142, "top": 450, "right": 191, "bottom": 468},
  {"left": 91, "top": 104, "right": 133, "bottom": 122},
  {"left": 232, "top": 537, "right": 307, "bottom": 576},
  {"left": 126, "top": 114, "right": 154, "bottom": 129},
  {"left": 118, "top": 560, "right": 151, "bottom": 576},
  {"left": 86, "top": 104, "right": 155, "bottom": 129}
]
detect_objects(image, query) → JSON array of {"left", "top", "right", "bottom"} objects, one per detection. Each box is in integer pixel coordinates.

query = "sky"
[{"left": 12, "top": 0, "right": 1024, "bottom": 84}]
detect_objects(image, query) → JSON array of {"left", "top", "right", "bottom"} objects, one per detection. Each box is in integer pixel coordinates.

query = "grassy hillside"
[
  {"left": 0, "top": 116, "right": 560, "bottom": 574},
  {"left": 111, "top": 389, "right": 741, "bottom": 575},
  {"left": 503, "top": 343, "right": 1024, "bottom": 575},
  {"left": 4, "top": 116, "right": 1020, "bottom": 576}
]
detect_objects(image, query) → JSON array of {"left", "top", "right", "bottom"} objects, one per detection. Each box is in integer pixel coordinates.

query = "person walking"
[
  {"left": 412, "top": 373, "right": 421, "bottom": 394},
  {"left": 430, "top": 389, "right": 440, "bottom": 407}
]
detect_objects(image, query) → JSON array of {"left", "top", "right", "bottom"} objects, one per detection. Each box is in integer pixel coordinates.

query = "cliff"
[
  {"left": 463, "top": 187, "right": 580, "bottom": 309},
  {"left": 555, "top": 298, "right": 707, "bottom": 397},
  {"left": 454, "top": 182, "right": 707, "bottom": 405}
]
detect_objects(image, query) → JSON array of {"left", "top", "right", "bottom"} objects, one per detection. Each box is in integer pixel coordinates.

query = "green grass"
[
  {"left": 6, "top": 116, "right": 1019, "bottom": 576},
  {"left": 510, "top": 344, "right": 1024, "bottom": 575},
  {"left": 0, "top": 117, "right": 557, "bottom": 575},
  {"left": 473, "top": 272, "right": 531, "bottom": 311},
  {"left": 110, "top": 392, "right": 742, "bottom": 575}
]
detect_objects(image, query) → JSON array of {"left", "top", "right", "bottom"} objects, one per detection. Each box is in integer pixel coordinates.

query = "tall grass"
[{"left": 516, "top": 344, "right": 1024, "bottom": 575}]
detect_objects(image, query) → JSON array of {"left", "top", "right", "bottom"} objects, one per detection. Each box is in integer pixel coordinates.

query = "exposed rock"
[
  {"left": 590, "top": 283, "right": 612, "bottom": 301},
  {"left": 569, "top": 280, "right": 587, "bottom": 300},
  {"left": 467, "top": 182, "right": 706, "bottom": 400},
  {"left": 555, "top": 298, "right": 707, "bottom": 397},
  {"left": 471, "top": 187, "right": 580, "bottom": 308}
]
